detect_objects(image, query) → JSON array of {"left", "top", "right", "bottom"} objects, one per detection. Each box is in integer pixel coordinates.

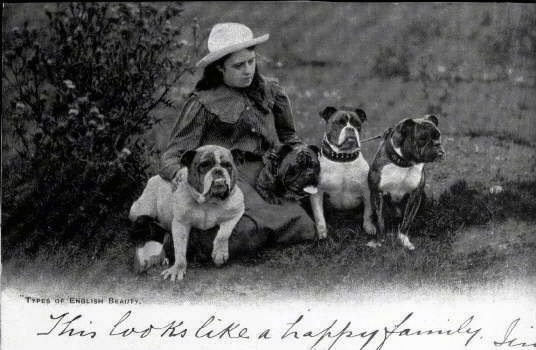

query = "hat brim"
[{"left": 196, "top": 33, "right": 269, "bottom": 68}]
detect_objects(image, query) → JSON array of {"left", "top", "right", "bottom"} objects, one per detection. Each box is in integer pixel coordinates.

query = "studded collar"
[
  {"left": 384, "top": 132, "right": 414, "bottom": 167},
  {"left": 320, "top": 137, "right": 360, "bottom": 162}
]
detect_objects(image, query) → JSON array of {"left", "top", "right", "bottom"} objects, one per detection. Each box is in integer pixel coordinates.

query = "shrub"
[{"left": 2, "top": 3, "right": 199, "bottom": 258}]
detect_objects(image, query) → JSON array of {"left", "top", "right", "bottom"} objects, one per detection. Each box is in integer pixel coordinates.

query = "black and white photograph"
[{"left": 2, "top": 2, "right": 535, "bottom": 349}]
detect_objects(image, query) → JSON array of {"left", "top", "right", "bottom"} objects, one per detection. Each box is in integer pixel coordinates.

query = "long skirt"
[{"left": 132, "top": 160, "right": 317, "bottom": 261}]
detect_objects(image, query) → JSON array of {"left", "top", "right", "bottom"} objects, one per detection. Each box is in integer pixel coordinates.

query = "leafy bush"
[{"left": 2, "top": 3, "right": 199, "bottom": 258}]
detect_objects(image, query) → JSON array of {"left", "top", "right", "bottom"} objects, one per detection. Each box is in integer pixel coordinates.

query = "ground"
[{"left": 1, "top": 3, "right": 536, "bottom": 303}]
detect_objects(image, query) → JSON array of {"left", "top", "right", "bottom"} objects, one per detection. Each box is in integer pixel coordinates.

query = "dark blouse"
[{"left": 159, "top": 77, "right": 303, "bottom": 181}]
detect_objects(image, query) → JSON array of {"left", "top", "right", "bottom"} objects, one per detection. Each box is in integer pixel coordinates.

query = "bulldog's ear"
[
  {"left": 180, "top": 150, "right": 197, "bottom": 168},
  {"left": 425, "top": 114, "right": 439, "bottom": 126},
  {"left": 319, "top": 106, "right": 337, "bottom": 121},
  {"left": 355, "top": 108, "right": 367, "bottom": 122},
  {"left": 308, "top": 144, "right": 320, "bottom": 155},
  {"left": 272, "top": 143, "right": 293, "bottom": 159},
  {"left": 392, "top": 119, "right": 415, "bottom": 146},
  {"left": 262, "top": 144, "right": 293, "bottom": 172}
]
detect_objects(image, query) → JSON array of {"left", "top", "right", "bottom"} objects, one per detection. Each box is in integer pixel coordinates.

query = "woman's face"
[{"left": 219, "top": 48, "right": 256, "bottom": 88}]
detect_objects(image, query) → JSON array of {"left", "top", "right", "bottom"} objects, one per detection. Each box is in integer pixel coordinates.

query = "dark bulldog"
[
  {"left": 368, "top": 115, "right": 446, "bottom": 250},
  {"left": 256, "top": 144, "right": 321, "bottom": 204}
]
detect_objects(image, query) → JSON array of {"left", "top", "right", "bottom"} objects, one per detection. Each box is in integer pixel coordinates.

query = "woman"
[{"left": 134, "top": 23, "right": 316, "bottom": 270}]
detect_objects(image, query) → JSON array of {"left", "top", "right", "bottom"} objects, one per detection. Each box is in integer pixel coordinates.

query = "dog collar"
[
  {"left": 384, "top": 134, "right": 414, "bottom": 168},
  {"left": 321, "top": 137, "right": 360, "bottom": 162}
]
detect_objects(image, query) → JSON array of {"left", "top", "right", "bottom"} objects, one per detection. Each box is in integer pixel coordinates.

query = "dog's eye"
[
  {"left": 220, "top": 161, "right": 232, "bottom": 170},
  {"left": 417, "top": 135, "right": 428, "bottom": 145},
  {"left": 349, "top": 119, "right": 361, "bottom": 128},
  {"left": 198, "top": 161, "right": 212, "bottom": 173}
]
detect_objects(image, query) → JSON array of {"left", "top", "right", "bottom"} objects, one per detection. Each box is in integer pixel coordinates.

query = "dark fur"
[{"left": 256, "top": 144, "right": 320, "bottom": 204}]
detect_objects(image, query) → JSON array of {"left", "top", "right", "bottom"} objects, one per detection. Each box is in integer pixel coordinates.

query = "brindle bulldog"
[
  {"left": 368, "top": 115, "right": 445, "bottom": 250},
  {"left": 129, "top": 145, "right": 244, "bottom": 281},
  {"left": 256, "top": 144, "right": 321, "bottom": 204}
]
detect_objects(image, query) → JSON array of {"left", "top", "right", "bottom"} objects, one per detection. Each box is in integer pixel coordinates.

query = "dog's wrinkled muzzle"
[
  {"left": 210, "top": 178, "right": 229, "bottom": 193},
  {"left": 438, "top": 149, "right": 446, "bottom": 160},
  {"left": 340, "top": 137, "right": 359, "bottom": 150},
  {"left": 434, "top": 147, "right": 446, "bottom": 161},
  {"left": 205, "top": 167, "right": 231, "bottom": 199},
  {"left": 337, "top": 128, "right": 361, "bottom": 151}
]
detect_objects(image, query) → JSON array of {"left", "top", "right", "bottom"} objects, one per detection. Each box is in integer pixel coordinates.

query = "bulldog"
[
  {"left": 129, "top": 145, "right": 244, "bottom": 281},
  {"left": 256, "top": 144, "right": 321, "bottom": 204},
  {"left": 368, "top": 115, "right": 445, "bottom": 250},
  {"left": 310, "top": 106, "right": 376, "bottom": 239}
]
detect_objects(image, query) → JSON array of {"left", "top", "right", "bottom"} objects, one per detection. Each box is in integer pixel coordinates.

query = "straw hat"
[{"left": 196, "top": 23, "right": 269, "bottom": 68}]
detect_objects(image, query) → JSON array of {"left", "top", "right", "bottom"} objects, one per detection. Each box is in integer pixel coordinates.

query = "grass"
[
  {"left": 2, "top": 177, "right": 535, "bottom": 302},
  {"left": 2, "top": 2, "right": 536, "bottom": 301}
]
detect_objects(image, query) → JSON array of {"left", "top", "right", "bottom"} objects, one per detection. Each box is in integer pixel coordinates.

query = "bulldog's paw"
[
  {"left": 161, "top": 264, "right": 186, "bottom": 281},
  {"left": 316, "top": 223, "right": 328, "bottom": 239},
  {"left": 366, "top": 240, "right": 382, "bottom": 248},
  {"left": 363, "top": 219, "right": 376, "bottom": 236},
  {"left": 398, "top": 233, "right": 415, "bottom": 250},
  {"left": 212, "top": 240, "right": 229, "bottom": 266}
]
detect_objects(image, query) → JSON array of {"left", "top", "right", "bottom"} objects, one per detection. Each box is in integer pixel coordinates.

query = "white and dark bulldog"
[
  {"left": 368, "top": 115, "right": 445, "bottom": 250},
  {"left": 310, "top": 106, "right": 376, "bottom": 239},
  {"left": 129, "top": 145, "right": 244, "bottom": 281}
]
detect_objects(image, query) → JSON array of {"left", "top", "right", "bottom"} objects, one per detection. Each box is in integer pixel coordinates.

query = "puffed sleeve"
[
  {"left": 270, "top": 81, "right": 304, "bottom": 145},
  {"left": 158, "top": 95, "right": 206, "bottom": 181}
]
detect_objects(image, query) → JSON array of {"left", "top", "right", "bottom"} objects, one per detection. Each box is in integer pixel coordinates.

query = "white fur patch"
[
  {"left": 135, "top": 240, "right": 164, "bottom": 268},
  {"left": 379, "top": 163, "right": 424, "bottom": 202},
  {"left": 318, "top": 154, "right": 370, "bottom": 209},
  {"left": 303, "top": 186, "right": 318, "bottom": 194},
  {"left": 337, "top": 122, "right": 359, "bottom": 146},
  {"left": 202, "top": 171, "right": 213, "bottom": 196},
  {"left": 138, "top": 241, "right": 163, "bottom": 256}
]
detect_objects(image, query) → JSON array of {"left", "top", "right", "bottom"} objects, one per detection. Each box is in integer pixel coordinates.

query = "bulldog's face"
[
  {"left": 180, "top": 145, "right": 237, "bottom": 201},
  {"left": 392, "top": 115, "right": 446, "bottom": 163},
  {"left": 320, "top": 106, "right": 367, "bottom": 151},
  {"left": 272, "top": 144, "right": 321, "bottom": 199}
]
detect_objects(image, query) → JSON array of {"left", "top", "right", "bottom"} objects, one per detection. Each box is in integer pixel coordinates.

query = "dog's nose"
[{"left": 212, "top": 168, "right": 225, "bottom": 177}]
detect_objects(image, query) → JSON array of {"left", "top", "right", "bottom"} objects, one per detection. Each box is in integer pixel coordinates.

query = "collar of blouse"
[
  {"left": 195, "top": 85, "right": 248, "bottom": 123},
  {"left": 194, "top": 78, "right": 273, "bottom": 123}
]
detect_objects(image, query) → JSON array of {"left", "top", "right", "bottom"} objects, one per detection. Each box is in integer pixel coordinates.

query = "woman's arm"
[
  {"left": 159, "top": 95, "right": 206, "bottom": 181},
  {"left": 270, "top": 81, "right": 304, "bottom": 145}
]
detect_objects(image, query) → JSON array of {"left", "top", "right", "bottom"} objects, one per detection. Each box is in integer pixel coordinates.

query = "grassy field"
[{"left": 2, "top": 2, "right": 536, "bottom": 302}]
